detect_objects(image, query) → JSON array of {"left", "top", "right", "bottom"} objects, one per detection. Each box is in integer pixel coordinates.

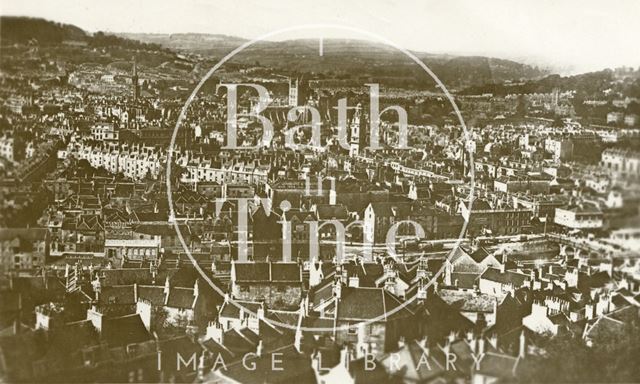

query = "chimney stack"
[
  {"left": 339, "top": 346, "right": 350, "bottom": 370},
  {"left": 519, "top": 331, "right": 526, "bottom": 358}
]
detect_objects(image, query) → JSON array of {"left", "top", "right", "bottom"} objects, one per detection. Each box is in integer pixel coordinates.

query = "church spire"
[{"left": 132, "top": 56, "right": 140, "bottom": 100}]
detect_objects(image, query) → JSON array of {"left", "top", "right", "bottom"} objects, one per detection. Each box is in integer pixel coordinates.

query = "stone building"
[{"left": 230, "top": 261, "right": 303, "bottom": 310}]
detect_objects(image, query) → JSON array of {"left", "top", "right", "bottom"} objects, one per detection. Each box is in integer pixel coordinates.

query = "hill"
[
  {"left": 0, "top": 16, "right": 167, "bottom": 52},
  {"left": 461, "top": 69, "right": 640, "bottom": 99},
  {"left": 120, "top": 33, "right": 549, "bottom": 88},
  {"left": 0, "top": 17, "right": 549, "bottom": 88},
  {"left": 0, "top": 16, "right": 87, "bottom": 44}
]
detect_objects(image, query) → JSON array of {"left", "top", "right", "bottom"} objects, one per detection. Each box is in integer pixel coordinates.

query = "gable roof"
[
  {"left": 98, "top": 285, "right": 136, "bottom": 305},
  {"left": 476, "top": 352, "right": 519, "bottom": 378},
  {"left": 137, "top": 285, "right": 166, "bottom": 306},
  {"left": 165, "top": 287, "right": 196, "bottom": 309},
  {"left": 212, "top": 345, "right": 315, "bottom": 384},
  {"left": 336, "top": 287, "right": 414, "bottom": 322},
  {"left": 315, "top": 204, "right": 349, "bottom": 220},
  {"left": 367, "top": 202, "right": 413, "bottom": 217},
  {"left": 232, "top": 262, "right": 302, "bottom": 283},
  {"left": 101, "top": 314, "right": 151, "bottom": 347},
  {"left": 481, "top": 268, "right": 531, "bottom": 287},
  {"left": 100, "top": 268, "right": 155, "bottom": 286}
]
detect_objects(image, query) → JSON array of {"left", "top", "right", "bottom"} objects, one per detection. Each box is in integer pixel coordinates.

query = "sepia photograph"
[{"left": 0, "top": 1, "right": 639, "bottom": 383}]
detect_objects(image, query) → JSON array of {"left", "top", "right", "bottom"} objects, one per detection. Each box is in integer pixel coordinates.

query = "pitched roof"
[
  {"left": 165, "top": 287, "right": 196, "bottom": 309},
  {"left": 101, "top": 314, "right": 151, "bottom": 347},
  {"left": 481, "top": 268, "right": 531, "bottom": 287},
  {"left": 343, "top": 262, "right": 385, "bottom": 287},
  {"left": 315, "top": 204, "right": 349, "bottom": 220},
  {"left": 137, "top": 285, "right": 166, "bottom": 306},
  {"left": 470, "top": 247, "right": 493, "bottom": 263},
  {"left": 219, "top": 300, "right": 263, "bottom": 319},
  {"left": 451, "top": 272, "right": 481, "bottom": 289},
  {"left": 98, "top": 285, "right": 136, "bottom": 305},
  {"left": 368, "top": 202, "right": 413, "bottom": 217},
  {"left": 100, "top": 268, "right": 155, "bottom": 286},
  {"left": 157, "top": 335, "right": 203, "bottom": 373},
  {"left": 213, "top": 345, "right": 315, "bottom": 384},
  {"left": 232, "top": 262, "right": 302, "bottom": 283},
  {"left": 336, "top": 287, "right": 414, "bottom": 321},
  {"left": 221, "top": 328, "right": 259, "bottom": 356},
  {"left": 382, "top": 341, "right": 446, "bottom": 382},
  {"left": 476, "top": 352, "right": 518, "bottom": 378}
]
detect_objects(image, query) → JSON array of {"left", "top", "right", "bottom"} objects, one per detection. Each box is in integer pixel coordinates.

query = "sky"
[{"left": 1, "top": 0, "right": 639, "bottom": 74}]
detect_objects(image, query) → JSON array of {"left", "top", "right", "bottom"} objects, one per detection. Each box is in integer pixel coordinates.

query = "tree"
[
  {"left": 515, "top": 316, "right": 640, "bottom": 383},
  {"left": 551, "top": 115, "right": 564, "bottom": 128},
  {"left": 152, "top": 306, "right": 188, "bottom": 338},
  {"left": 516, "top": 94, "right": 527, "bottom": 117}
]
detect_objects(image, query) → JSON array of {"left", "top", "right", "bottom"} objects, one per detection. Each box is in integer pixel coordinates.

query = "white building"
[
  {"left": 601, "top": 149, "right": 640, "bottom": 179},
  {"left": 91, "top": 122, "right": 119, "bottom": 142},
  {"left": 554, "top": 203, "right": 603, "bottom": 230},
  {"left": 544, "top": 137, "right": 573, "bottom": 162},
  {"left": 0, "top": 136, "right": 14, "bottom": 161}
]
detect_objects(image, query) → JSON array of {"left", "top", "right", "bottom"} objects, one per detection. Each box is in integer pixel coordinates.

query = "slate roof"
[
  {"left": 343, "top": 262, "right": 385, "bottom": 287},
  {"left": 423, "top": 294, "right": 475, "bottom": 340},
  {"left": 451, "top": 272, "right": 481, "bottom": 289},
  {"left": 221, "top": 328, "right": 259, "bottom": 356},
  {"left": 98, "top": 285, "right": 136, "bottom": 305},
  {"left": 265, "top": 310, "right": 300, "bottom": 328},
  {"left": 219, "top": 300, "right": 263, "bottom": 319},
  {"left": 200, "top": 337, "right": 235, "bottom": 362},
  {"left": 315, "top": 204, "right": 349, "bottom": 220},
  {"left": 481, "top": 268, "right": 531, "bottom": 287},
  {"left": 232, "top": 262, "right": 302, "bottom": 283},
  {"left": 100, "top": 268, "right": 155, "bottom": 286},
  {"left": 449, "top": 246, "right": 473, "bottom": 264},
  {"left": 212, "top": 345, "right": 315, "bottom": 384},
  {"left": 583, "top": 305, "right": 639, "bottom": 341},
  {"left": 368, "top": 202, "right": 413, "bottom": 217},
  {"left": 476, "top": 352, "right": 518, "bottom": 378},
  {"left": 133, "top": 223, "right": 190, "bottom": 236},
  {"left": 308, "top": 277, "right": 335, "bottom": 306},
  {"left": 165, "top": 287, "right": 196, "bottom": 309},
  {"left": 42, "top": 319, "right": 99, "bottom": 358},
  {"left": 336, "top": 287, "right": 414, "bottom": 321},
  {"left": 137, "top": 285, "right": 166, "bottom": 306},
  {"left": 101, "top": 314, "right": 151, "bottom": 347},
  {"left": 470, "top": 247, "right": 493, "bottom": 263},
  {"left": 157, "top": 335, "right": 203, "bottom": 374},
  {"left": 283, "top": 209, "right": 317, "bottom": 222},
  {"left": 382, "top": 340, "right": 446, "bottom": 382},
  {"left": 581, "top": 271, "right": 611, "bottom": 290}
]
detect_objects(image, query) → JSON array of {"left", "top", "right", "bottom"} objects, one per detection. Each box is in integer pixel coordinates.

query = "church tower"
[
  {"left": 349, "top": 103, "right": 364, "bottom": 157},
  {"left": 288, "top": 78, "right": 299, "bottom": 107},
  {"left": 132, "top": 57, "right": 140, "bottom": 100}
]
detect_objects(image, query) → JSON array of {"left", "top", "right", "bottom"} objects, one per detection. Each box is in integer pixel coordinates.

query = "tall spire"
[
  {"left": 132, "top": 56, "right": 140, "bottom": 100},
  {"left": 132, "top": 56, "right": 137, "bottom": 77}
]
